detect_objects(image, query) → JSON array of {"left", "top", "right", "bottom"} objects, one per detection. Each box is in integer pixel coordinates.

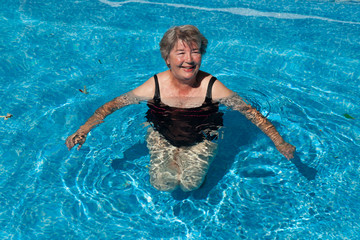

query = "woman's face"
[{"left": 166, "top": 40, "right": 202, "bottom": 82}]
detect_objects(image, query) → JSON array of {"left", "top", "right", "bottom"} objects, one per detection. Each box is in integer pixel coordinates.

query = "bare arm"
[
  {"left": 219, "top": 93, "right": 296, "bottom": 160},
  {"left": 65, "top": 75, "right": 155, "bottom": 150},
  {"left": 65, "top": 92, "right": 140, "bottom": 150}
]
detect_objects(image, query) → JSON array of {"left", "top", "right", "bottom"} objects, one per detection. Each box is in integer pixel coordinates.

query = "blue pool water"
[{"left": 1, "top": 0, "right": 360, "bottom": 239}]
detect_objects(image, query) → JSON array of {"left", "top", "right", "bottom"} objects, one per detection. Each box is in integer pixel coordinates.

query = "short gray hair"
[{"left": 159, "top": 25, "right": 208, "bottom": 61}]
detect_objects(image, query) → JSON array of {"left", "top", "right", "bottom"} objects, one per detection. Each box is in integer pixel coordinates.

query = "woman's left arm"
[{"left": 213, "top": 80, "right": 295, "bottom": 159}]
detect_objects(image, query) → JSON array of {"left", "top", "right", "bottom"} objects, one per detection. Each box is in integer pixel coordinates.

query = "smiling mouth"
[{"left": 181, "top": 66, "right": 196, "bottom": 71}]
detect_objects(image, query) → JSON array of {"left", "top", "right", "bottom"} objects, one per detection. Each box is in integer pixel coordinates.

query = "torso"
[{"left": 146, "top": 72, "right": 223, "bottom": 147}]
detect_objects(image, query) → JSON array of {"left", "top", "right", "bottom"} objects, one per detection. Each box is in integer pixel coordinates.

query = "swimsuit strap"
[
  {"left": 153, "top": 74, "right": 160, "bottom": 101},
  {"left": 153, "top": 74, "right": 217, "bottom": 103},
  {"left": 205, "top": 76, "right": 217, "bottom": 103}
]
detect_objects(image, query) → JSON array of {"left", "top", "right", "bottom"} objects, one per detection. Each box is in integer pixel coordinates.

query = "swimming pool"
[{"left": 1, "top": 0, "right": 360, "bottom": 239}]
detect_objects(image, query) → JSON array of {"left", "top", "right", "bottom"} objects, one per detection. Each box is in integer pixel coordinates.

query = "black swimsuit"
[{"left": 146, "top": 75, "right": 223, "bottom": 147}]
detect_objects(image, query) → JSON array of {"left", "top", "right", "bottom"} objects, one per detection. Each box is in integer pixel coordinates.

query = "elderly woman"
[{"left": 66, "top": 25, "right": 295, "bottom": 192}]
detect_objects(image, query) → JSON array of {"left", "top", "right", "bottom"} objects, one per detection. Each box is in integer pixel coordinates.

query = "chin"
[{"left": 184, "top": 69, "right": 199, "bottom": 77}]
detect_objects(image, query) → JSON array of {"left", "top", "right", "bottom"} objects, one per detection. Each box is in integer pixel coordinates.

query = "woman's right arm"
[
  {"left": 65, "top": 76, "right": 155, "bottom": 150},
  {"left": 65, "top": 92, "right": 141, "bottom": 150}
]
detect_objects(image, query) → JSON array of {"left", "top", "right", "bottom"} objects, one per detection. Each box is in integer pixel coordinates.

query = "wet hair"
[{"left": 159, "top": 25, "right": 208, "bottom": 61}]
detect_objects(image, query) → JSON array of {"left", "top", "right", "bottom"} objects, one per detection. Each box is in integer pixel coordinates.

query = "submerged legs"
[{"left": 146, "top": 128, "right": 217, "bottom": 192}]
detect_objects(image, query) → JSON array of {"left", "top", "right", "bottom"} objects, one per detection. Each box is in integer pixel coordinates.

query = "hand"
[
  {"left": 276, "top": 142, "right": 296, "bottom": 160},
  {"left": 65, "top": 130, "right": 87, "bottom": 150}
]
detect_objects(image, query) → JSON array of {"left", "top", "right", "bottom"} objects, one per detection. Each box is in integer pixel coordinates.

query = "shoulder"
[
  {"left": 207, "top": 74, "right": 234, "bottom": 100},
  {"left": 131, "top": 75, "right": 157, "bottom": 99}
]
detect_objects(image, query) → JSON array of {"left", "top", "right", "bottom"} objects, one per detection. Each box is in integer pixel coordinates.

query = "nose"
[{"left": 184, "top": 51, "right": 193, "bottom": 63}]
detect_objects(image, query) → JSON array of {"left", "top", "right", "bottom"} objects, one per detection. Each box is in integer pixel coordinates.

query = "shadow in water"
[
  {"left": 111, "top": 142, "right": 148, "bottom": 171},
  {"left": 290, "top": 154, "right": 318, "bottom": 181},
  {"left": 239, "top": 167, "right": 276, "bottom": 178}
]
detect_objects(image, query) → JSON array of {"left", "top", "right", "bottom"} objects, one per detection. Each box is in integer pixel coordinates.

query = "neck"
[{"left": 169, "top": 71, "right": 200, "bottom": 89}]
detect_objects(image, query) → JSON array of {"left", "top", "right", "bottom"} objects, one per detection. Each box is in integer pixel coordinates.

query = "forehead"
[{"left": 173, "top": 40, "right": 199, "bottom": 50}]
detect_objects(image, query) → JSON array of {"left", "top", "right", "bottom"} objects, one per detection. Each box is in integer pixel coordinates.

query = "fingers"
[
  {"left": 66, "top": 132, "right": 87, "bottom": 151},
  {"left": 67, "top": 141, "right": 75, "bottom": 150},
  {"left": 67, "top": 144, "right": 73, "bottom": 151},
  {"left": 278, "top": 142, "right": 295, "bottom": 160},
  {"left": 284, "top": 145, "right": 296, "bottom": 160},
  {"left": 285, "top": 152, "right": 294, "bottom": 160},
  {"left": 65, "top": 133, "right": 80, "bottom": 151},
  {"left": 77, "top": 144, "right": 83, "bottom": 150},
  {"left": 65, "top": 136, "right": 75, "bottom": 150}
]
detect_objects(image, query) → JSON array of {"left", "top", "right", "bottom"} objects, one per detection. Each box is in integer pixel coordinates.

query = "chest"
[
  {"left": 161, "top": 85, "right": 207, "bottom": 108},
  {"left": 161, "top": 96, "right": 205, "bottom": 108}
]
